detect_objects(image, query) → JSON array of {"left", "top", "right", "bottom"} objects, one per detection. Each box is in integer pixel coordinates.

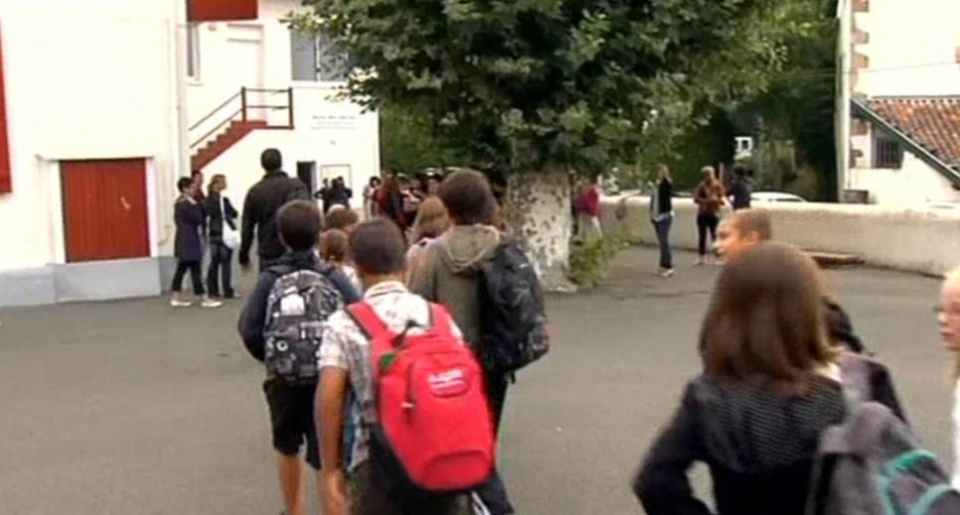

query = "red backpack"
[{"left": 347, "top": 302, "right": 495, "bottom": 496}]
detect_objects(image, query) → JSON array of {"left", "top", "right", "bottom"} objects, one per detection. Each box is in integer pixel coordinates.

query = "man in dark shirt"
[
  {"left": 239, "top": 148, "right": 310, "bottom": 273},
  {"left": 730, "top": 165, "right": 753, "bottom": 211}
]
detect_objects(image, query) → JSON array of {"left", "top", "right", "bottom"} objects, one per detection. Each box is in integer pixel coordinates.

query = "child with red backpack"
[{"left": 318, "top": 218, "right": 493, "bottom": 515}]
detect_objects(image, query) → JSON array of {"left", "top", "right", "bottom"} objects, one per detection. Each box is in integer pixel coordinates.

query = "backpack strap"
[
  {"left": 429, "top": 303, "right": 455, "bottom": 337},
  {"left": 346, "top": 302, "right": 393, "bottom": 341}
]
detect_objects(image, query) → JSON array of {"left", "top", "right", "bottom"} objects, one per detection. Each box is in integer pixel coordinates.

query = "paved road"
[{"left": 0, "top": 247, "right": 951, "bottom": 514}]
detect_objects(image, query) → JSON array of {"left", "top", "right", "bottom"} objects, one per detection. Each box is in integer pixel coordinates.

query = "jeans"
[
  {"left": 206, "top": 243, "right": 234, "bottom": 297},
  {"left": 697, "top": 213, "right": 720, "bottom": 257},
  {"left": 652, "top": 218, "right": 673, "bottom": 269},
  {"left": 172, "top": 260, "right": 204, "bottom": 295}
]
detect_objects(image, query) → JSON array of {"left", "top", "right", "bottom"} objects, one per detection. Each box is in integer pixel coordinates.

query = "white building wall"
[
  {"left": 854, "top": 0, "right": 960, "bottom": 97},
  {"left": 0, "top": 0, "right": 181, "bottom": 273},
  {"left": 187, "top": 0, "right": 380, "bottom": 196}
]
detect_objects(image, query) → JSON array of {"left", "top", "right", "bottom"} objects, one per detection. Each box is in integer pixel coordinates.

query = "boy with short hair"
[
  {"left": 239, "top": 200, "right": 360, "bottom": 515},
  {"left": 324, "top": 206, "right": 361, "bottom": 234},
  {"left": 715, "top": 208, "right": 773, "bottom": 263},
  {"left": 318, "top": 219, "right": 472, "bottom": 515}
]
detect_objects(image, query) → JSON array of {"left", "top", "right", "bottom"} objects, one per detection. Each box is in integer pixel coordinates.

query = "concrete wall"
[
  {"left": 601, "top": 196, "right": 960, "bottom": 276},
  {"left": 0, "top": 0, "right": 180, "bottom": 273}
]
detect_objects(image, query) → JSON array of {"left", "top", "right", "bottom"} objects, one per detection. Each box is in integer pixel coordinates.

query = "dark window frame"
[{"left": 873, "top": 129, "right": 904, "bottom": 169}]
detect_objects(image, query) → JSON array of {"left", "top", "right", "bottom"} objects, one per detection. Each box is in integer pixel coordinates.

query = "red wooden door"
[
  {"left": 61, "top": 159, "right": 150, "bottom": 263},
  {"left": 0, "top": 22, "right": 12, "bottom": 194}
]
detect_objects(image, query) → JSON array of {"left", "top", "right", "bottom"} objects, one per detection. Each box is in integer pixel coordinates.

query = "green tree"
[
  {"left": 380, "top": 105, "right": 469, "bottom": 175},
  {"left": 292, "top": 0, "right": 817, "bottom": 287}
]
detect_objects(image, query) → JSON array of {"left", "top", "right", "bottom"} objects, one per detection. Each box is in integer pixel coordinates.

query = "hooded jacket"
[
  {"left": 634, "top": 374, "right": 846, "bottom": 515},
  {"left": 409, "top": 225, "right": 500, "bottom": 348}
]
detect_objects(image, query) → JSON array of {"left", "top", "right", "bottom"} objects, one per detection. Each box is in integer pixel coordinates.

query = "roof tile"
[{"left": 867, "top": 97, "right": 960, "bottom": 168}]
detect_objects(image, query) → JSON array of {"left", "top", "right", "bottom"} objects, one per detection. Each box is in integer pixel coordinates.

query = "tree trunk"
[{"left": 504, "top": 169, "right": 576, "bottom": 292}]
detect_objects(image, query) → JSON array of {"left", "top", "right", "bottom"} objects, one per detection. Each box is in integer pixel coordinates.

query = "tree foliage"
[
  {"left": 292, "top": 0, "right": 825, "bottom": 177},
  {"left": 379, "top": 105, "right": 469, "bottom": 174}
]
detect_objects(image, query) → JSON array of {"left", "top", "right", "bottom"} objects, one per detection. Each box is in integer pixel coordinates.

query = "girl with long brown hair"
[
  {"left": 405, "top": 196, "right": 450, "bottom": 283},
  {"left": 634, "top": 242, "right": 845, "bottom": 515}
]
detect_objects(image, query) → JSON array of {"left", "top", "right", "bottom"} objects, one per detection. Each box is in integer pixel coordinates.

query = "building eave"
[{"left": 851, "top": 99, "right": 960, "bottom": 187}]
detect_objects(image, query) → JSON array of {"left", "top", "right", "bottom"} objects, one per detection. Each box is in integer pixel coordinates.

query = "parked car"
[{"left": 751, "top": 191, "right": 807, "bottom": 203}]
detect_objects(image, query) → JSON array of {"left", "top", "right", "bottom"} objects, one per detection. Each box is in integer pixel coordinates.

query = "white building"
[
  {"left": 837, "top": 0, "right": 960, "bottom": 205},
  {"left": 0, "top": 0, "right": 379, "bottom": 308}
]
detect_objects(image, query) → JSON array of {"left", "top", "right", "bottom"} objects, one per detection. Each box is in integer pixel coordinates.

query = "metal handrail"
[
  {"left": 188, "top": 91, "right": 241, "bottom": 132},
  {"left": 189, "top": 86, "right": 296, "bottom": 150}
]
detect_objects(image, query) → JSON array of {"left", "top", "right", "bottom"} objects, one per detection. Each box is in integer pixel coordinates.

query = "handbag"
[{"left": 220, "top": 196, "right": 241, "bottom": 250}]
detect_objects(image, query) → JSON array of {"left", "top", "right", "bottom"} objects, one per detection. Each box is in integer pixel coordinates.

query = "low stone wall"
[{"left": 600, "top": 196, "right": 960, "bottom": 276}]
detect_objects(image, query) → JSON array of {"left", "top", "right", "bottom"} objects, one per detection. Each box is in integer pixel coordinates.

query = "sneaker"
[
  {"left": 201, "top": 299, "right": 223, "bottom": 309},
  {"left": 660, "top": 268, "right": 675, "bottom": 278},
  {"left": 170, "top": 299, "right": 192, "bottom": 308}
]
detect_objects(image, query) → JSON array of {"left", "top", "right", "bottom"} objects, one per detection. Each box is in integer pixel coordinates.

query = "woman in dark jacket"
[
  {"left": 378, "top": 175, "right": 407, "bottom": 232},
  {"left": 650, "top": 164, "right": 674, "bottom": 277},
  {"left": 171, "top": 177, "right": 221, "bottom": 309},
  {"left": 205, "top": 174, "right": 239, "bottom": 299},
  {"left": 634, "top": 242, "right": 846, "bottom": 515}
]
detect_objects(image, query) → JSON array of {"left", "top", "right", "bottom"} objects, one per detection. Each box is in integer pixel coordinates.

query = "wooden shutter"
[{"left": 188, "top": 0, "right": 258, "bottom": 22}]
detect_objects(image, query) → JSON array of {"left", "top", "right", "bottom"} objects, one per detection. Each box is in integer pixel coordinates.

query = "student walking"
[
  {"left": 574, "top": 179, "right": 603, "bottom": 243},
  {"left": 171, "top": 177, "right": 221, "bottom": 308},
  {"left": 363, "top": 176, "right": 382, "bottom": 219},
  {"left": 238, "top": 200, "right": 360, "bottom": 515},
  {"left": 729, "top": 165, "right": 753, "bottom": 211},
  {"left": 320, "top": 229, "right": 361, "bottom": 293},
  {"left": 938, "top": 268, "right": 960, "bottom": 487},
  {"left": 635, "top": 242, "right": 846, "bottom": 515},
  {"left": 650, "top": 165, "right": 674, "bottom": 277},
  {"left": 694, "top": 166, "right": 726, "bottom": 265},
  {"left": 410, "top": 170, "right": 523, "bottom": 515},
  {"left": 406, "top": 196, "right": 450, "bottom": 283},
  {"left": 204, "top": 174, "right": 239, "bottom": 299},
  {"left": 318, "top": 218, "right": 484, "bottom": 515},
  {"left": 239, "top": 149, "right": 310, "bottom": 273}
]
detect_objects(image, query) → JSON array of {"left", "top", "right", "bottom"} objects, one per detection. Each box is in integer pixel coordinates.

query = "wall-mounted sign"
[{"left": 309, "top": 113, "right": 358, "bottom": 131}]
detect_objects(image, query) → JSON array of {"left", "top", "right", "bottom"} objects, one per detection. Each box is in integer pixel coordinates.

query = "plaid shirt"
[{"left": 319, "top": 280, "right": 463, "bottom": 471}]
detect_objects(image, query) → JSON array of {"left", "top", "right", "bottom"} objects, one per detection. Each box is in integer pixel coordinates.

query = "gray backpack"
[
  {"left": 263, "top": 265, "right": 344, "bottom": 384},
  {"left": 806, "top": 358, "right": 960, "bottom": 514}
]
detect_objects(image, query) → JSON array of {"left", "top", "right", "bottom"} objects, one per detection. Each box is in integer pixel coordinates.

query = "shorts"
[{"left": 263, "top": 379, "right": 320, "bottom": 470}]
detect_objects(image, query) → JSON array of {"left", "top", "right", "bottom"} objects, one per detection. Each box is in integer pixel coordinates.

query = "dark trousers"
[
  {"left": 350, "top": 463, "right": 469, "bottom": 515},
  {"left": 697, "top": 213, "right": 720, "bottom": 257},
  {"left": 172, "top": 260, "right": 204, "bottom": 295},
  {"left": 206, "top": 243, "right": 234, "bottom": 297},
  {"left": 473, "top": 373, "right": 514, "bottom": 515},
  {"left": 652, "top": 218, "right": 673, "bottom": 269}
]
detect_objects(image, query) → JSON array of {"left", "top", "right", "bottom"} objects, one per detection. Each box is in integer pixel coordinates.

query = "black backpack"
[
  {"left": 479, "top": 243, "right": 550, "bottom": 376},
  {"left": 263, "top": 264, "right": 344, "bottom": 384}
]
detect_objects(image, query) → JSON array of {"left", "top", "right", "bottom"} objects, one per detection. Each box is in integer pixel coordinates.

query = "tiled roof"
[{"left": 865, "top": 96, "right": 960, "bottom": 169}]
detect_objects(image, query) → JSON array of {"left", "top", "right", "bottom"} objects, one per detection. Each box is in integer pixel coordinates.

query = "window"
[
  {"left": 873, "top": 130, "right": 903, "bottom": 169},
  {"left": 186, "top": 23, "right": 201, "bottom": 80},
  {"left": 290, "top": 31, "right": 350, "bottom": 82}
]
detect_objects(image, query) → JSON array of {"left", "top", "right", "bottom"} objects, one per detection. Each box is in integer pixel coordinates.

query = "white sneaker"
[
  {"left": 170, "top": 299, "right": 192, "bottom": 308},
  {"left": 201, "top": 299, "right": 223, "bottom": 309},
  {"left": 661, "top": 268, "right": 675, "bottom": 278}
]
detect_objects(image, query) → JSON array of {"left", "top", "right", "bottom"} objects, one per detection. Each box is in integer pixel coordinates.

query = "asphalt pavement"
[{"left": 0, "top": 247, "right": 951, "bottom": 514}]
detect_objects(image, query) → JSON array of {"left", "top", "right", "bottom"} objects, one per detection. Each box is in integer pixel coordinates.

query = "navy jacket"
[
  {"left": 238, "top": 251, "right": 360, "bottom": 362},
  {"left": 174, "top": 196, "right": 205, "bottom": 262}
]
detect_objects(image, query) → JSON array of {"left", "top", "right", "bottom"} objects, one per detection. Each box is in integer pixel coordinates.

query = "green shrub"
[{"left": 568, "top": 236, "right": 628, "bottom": 288}]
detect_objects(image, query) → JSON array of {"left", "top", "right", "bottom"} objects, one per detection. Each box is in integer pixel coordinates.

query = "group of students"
[
  {"left": 170, "top": 171, "right": 241, "bottom": 308},
  {"left": 649, "top": 164, "right": 755, "bottom": 277},
  {"left": 238, "top": 166, "right": 543, "bottom": 515},
  {"left": 365, "top": 172, "right": 444, "bottom": 234},
  {"left": 633, "top": 208, "right": 960, "bottom": 514}
]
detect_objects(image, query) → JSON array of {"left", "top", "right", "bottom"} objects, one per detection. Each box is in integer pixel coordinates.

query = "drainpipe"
[{"left": 160, "top": 0, "right": 191, "bottom": 246}]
